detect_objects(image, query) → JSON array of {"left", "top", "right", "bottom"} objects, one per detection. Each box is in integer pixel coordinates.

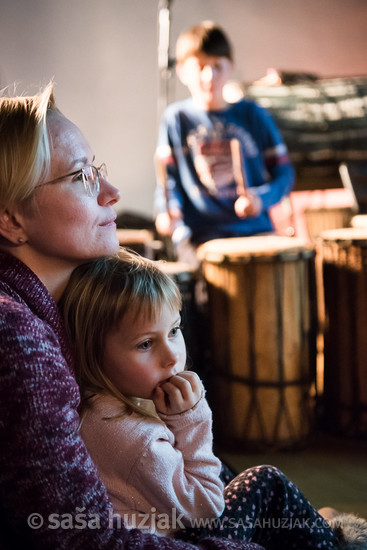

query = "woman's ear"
[{"left": 0, "top": 206, "right": 27, "bottom": 245}]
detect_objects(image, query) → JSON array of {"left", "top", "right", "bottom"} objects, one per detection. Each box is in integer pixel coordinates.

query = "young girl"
[
  {"left": 61, "top": 249, "right": 364, "bottom": 549},
  {"left": 61, "top": 248, "right": 225, "bottom": 536}
]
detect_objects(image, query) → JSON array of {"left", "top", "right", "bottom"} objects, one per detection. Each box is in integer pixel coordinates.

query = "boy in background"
[{"left": 154, "top": 21, "right": 295, "bottom": 265}]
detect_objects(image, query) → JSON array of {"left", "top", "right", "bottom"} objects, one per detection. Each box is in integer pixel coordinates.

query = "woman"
[{"left": 0, "top": 84, "right": 263, "bottom": 550}]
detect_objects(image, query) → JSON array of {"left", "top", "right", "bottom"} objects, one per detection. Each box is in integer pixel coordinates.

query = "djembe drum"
[
  {"left": 198, "top": 236, "right": 316, "bottom": 449},
  {"left": 116, "top": 229, "right": 155, "bottom": 259},
  {"left": 304, "top": 207, "right": 353, "bottom": 242},
  {"left": 159, "top": 261, "right": 206, "bottom": 373},
  {"left": 319, "top": 227, "right": 367, "bottom": 438},
  {"left": 350, "top": 215, "right": 367, "bottom": 228}
]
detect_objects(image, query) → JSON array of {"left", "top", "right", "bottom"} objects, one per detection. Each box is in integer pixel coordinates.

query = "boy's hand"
[
  {"left": 234, "top": 191, "right": 262, "bottom": 218},
  {"left": 153, "top": 371, "right": 203, "bottom": 415},
  {"left": 155, "top": 209, "right": 183, "bottom": 237}
]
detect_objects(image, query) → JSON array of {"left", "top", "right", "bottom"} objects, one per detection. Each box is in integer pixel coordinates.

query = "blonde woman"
[{"left": 0, "top": 84, "right": 262, "bottom": 550}]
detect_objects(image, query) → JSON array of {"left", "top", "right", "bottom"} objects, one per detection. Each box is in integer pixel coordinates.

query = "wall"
[{"left": 0, "top": 0, "right": 366, "bottom": 219}]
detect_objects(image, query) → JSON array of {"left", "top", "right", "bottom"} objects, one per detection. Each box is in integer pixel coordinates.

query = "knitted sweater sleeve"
[
  {"left": 0, "top": 288, "right": 264, "bottom": 550},
  {"left": 0, "top": 292, "right": 117, "bottom": 549}
]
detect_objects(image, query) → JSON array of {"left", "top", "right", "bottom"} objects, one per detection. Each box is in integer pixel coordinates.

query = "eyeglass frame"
[{"left": 37, "top": 163, "right": 107, "bottom": 197}]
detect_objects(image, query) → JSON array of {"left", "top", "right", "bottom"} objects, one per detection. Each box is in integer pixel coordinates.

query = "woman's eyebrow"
[{"left": 72, "top": 155, "right": 95, "bottom": 168}]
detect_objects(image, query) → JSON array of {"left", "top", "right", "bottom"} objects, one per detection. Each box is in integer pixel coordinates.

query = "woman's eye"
[
  {"left": 137, "top": 340, "right": 152, "bottom": 351},
  {"left": 72, "top": 171, "right": 84, "bottom": 183}
]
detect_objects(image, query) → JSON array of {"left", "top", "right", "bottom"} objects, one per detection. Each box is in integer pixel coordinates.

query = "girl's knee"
[
  {"left": 227, "top": 465, "right": 289, "bottom": 491},
  {"left": 245, "top": 465, "right": 285, "bottom": 480}
]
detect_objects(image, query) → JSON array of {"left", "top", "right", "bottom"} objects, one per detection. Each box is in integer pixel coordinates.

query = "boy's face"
[{"left": 177, "top": 52, "right": 233, "bottom": 110}]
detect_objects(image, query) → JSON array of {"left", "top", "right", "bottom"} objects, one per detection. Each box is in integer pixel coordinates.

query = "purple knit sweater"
[{"left": 0, "top": 251, "right": 264, "bottom": 550}]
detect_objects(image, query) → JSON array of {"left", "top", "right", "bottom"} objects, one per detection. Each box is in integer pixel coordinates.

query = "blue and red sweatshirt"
[{"left": 155, "top": 97, "right": 295, "bottom": 245}]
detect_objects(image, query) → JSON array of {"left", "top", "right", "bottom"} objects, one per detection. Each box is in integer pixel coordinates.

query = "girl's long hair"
[{"left": 60, "top": 248, "right": 182, "bottom": 419}]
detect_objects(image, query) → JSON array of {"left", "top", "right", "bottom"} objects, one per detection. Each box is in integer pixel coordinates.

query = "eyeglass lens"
[{"left": 83, "top": 164, "right": 107, "bottom": 196}]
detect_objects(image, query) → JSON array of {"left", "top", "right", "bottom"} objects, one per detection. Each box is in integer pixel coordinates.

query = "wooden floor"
[{"left": 217, "top": 431, "right": 367, "bottom": 519}]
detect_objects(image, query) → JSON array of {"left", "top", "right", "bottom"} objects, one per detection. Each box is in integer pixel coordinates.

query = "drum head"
[
  {"left": 351, "top": 215, "right": 367, "bottom": 229},
  {"left": 158, "top": 261, "right": 197, "bottom": 282},
  {"left": 321, "top": 227, "right": 367, "bottom": 243},
  {"left": 198, "top": 235, "right": 312, "bottom": 263}
]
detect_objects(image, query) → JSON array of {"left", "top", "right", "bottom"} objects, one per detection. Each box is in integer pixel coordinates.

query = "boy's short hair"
[{"left": 176, "top": 21, "right": 233, "bottom": 65}]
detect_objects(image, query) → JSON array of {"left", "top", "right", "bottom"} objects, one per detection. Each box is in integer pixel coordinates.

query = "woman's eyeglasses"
[{"left": 38, "top": 163, "right": 107, "bottom": 197}]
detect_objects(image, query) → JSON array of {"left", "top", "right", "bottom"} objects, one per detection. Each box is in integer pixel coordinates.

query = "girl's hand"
[{"left": 153, "top": 371, "right": 203, "bottom": 415}]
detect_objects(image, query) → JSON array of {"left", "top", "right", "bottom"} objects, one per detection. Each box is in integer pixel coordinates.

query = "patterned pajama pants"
[{"left": 176, "top": 465, "right": 338, "bottom": 550}]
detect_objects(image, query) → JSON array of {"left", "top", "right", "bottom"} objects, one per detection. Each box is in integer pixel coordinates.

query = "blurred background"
[{"left": 1, "top": 0, "right": 366, "bottom": 219}]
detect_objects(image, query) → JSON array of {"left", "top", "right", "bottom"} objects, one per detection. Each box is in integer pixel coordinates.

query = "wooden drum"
[
  {"left": 116, "top": 229, "right": 155, "bottom": 259},
  {"left": 351, "top": 215, "right": 367, "bottom": 229},
  {"left": 304, "top": 207, "right": 353, "bottom": 242},
  {"left": 319, "top": 227, "right": 367, "bottom": 438},
  {"left": 159, "top": 262, "right": 205, "bottom": 373},
  {"left": 198, "top": 236, "right": 316, "bottom": 449}
]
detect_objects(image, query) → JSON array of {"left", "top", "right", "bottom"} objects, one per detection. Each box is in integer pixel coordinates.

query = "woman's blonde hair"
[
  {"left": 61, "top": 248, "right": 183, "bottom": 418},
  {"left": 0, "top": 82, "right": 58, "bottom": 208}
]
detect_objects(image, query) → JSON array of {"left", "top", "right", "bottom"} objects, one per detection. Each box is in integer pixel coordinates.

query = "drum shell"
[
  {"left": 199, "top": 236, "right": 316, "bottom": 450},
  {"left": 320, "top": 228, "right": 367, "bottom": 438},
  {"left": 159, "top": 262, "right": 206, "bottom": 373},
  {"left": 304, "top": 207, "right": 353, "bottom": 242},
  {"left": 116, "top": 229, "right": 155, "bottom": 259}
]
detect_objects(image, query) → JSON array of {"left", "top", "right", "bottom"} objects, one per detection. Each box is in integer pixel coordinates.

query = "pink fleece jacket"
[{"left": 80, "top": 393, "right": 224, "bottom": 536}]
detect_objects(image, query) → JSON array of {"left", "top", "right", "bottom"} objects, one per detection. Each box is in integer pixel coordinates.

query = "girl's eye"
[
  {"left": 137, "top": 340, "right": 152, "bottom": 351},
  {"left": 170, "top": 325, "right": 182, "bottom": 338}
]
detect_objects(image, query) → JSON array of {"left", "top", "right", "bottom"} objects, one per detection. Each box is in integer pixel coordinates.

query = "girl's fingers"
[
  {"left": 152, "top": 385, "right": 168, "bottom": 412},
  {"left": 153, "top": 372, "right": 203, "bottom": 415},
  {"left": 168, "top": 371, "right": 202, "bottom": 395}
]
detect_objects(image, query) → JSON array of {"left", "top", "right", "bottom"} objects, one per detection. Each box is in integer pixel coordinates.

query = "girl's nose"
[{"left": 162, "top": 344, "right": 179, "bottom": 369}]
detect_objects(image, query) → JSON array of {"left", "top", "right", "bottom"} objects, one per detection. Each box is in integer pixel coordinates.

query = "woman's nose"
[{"left": 98, "top": 177, "right": 121, "bottom": 206}]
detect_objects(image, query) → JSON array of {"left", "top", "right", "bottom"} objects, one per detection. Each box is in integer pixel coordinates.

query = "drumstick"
[
  {"left": 230, "top": 138, "right": 249, "bottom": 197},
  {"left": 154, "top": 152, "right": 171, "bottom": 217}
]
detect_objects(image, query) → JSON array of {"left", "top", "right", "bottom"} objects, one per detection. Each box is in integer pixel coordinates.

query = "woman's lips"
[{"left": 100, "top": 217, "right": 116, "bottom": 227}]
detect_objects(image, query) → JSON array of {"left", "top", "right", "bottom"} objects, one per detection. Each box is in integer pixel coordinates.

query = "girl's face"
[
  {"left": 102, "top": 303, "right": 187, "bottom": 400},
  {"left": 16, "top": 113, "right": 121, "bottom": 274}
]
